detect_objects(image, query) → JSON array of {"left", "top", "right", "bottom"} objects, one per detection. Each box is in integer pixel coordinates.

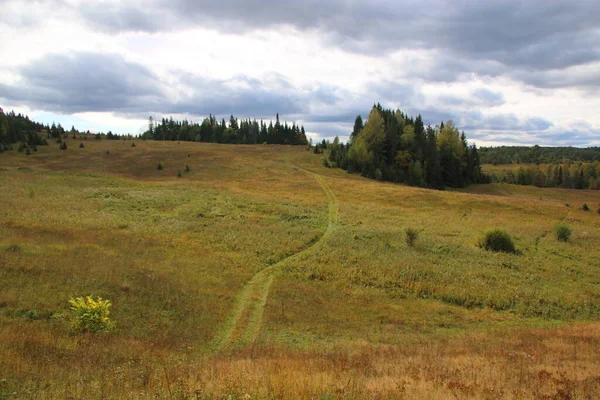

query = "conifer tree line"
[
  {"left": 0, "top": 108, "right": 48, "bottom": 149},
  {"left": 325, "top": 104, "right": 488, "bottom": 188},
  {"left": 141, "top": 113, "right": 309, "bottom": 145},
  {"left": 490, "top": 162, "right": 600, "bottom": 190}
]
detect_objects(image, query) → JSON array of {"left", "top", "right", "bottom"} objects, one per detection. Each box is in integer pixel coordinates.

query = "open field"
[{"left": 1, "top": 138, "right": 600, "bottom": 398}]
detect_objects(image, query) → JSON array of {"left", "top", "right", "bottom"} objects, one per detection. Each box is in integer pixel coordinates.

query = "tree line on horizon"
[
  {"left": 479, "top": 145, "right": 600, "bottom": 165},
  {"left": 323, "top": 104, "right": 488, "bottom": 188},
  {"left": 490, "top": 161, "right": 600, "bottom": 190},
  {"left": 141, "top": 114, "right": 309, "bottom": 145}
]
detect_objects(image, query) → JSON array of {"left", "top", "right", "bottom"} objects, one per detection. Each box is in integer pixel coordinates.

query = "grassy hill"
[{"left": 1, "top": 137, "right": 600, "bottom": 399}]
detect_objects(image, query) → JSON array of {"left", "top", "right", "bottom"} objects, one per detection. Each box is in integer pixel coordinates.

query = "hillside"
[{"left": 1, "top": 138, "right": 600, "bottom": 399}]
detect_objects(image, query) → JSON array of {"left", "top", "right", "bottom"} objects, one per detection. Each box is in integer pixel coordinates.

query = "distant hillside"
[{"left": 480, "top": 145, "right": 600, "bottom": 165}]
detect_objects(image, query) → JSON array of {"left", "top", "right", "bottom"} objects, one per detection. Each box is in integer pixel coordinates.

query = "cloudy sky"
[{"left": 1, "top": 0, "right": 599, "bottom": 146}]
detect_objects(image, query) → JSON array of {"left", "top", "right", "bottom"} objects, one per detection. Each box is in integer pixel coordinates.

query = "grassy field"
[{"left": 1, "top": 137, "right": 600, "bottom": 399}]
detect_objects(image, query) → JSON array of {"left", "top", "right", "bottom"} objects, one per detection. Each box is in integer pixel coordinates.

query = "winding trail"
[{"left": 210, "top": 157, "right": 338, "bottom": 352}]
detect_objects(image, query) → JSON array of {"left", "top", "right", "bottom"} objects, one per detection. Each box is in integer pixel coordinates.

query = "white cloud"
[{"left": 0, "top": 0, "right": 599, "bottom": 145}]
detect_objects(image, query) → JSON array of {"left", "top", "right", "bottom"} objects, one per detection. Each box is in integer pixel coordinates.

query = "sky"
[{"left": 1, "top": 0, "right": 600, "bottom": 146}]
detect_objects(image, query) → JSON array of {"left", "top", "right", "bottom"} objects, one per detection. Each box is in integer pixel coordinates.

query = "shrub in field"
[
  {"left": 478, "top": 228, "right": 516, "bottom": 253},
  {"left": 157, "top": 162, "right": 164, "bottom": 170},
  {"left": 68, "top": 296, "right": 114, "bottom": 333},
  {"left": 60, "top": 142, "right": 67, "bottom": 150},
  {"left": 131, "top": 142, "right": 136, "bottom": 147},
  {"left": 582, "top": 203, "right": 590, "bottom": 211},
  {"left": 79, "top": 142, "right": 84, "bottom": 148},
  {"left": 185, "top": 164, "right": 190, "bottom": 172},
  {"left": 405, "top": 227, "right": 419, "bottom": 247},
  {"left": 554, "top": 223, "right": 572, "bottom": 242},
  {"left": 177, "top": 169, "right": 182, "bottom": 177}
]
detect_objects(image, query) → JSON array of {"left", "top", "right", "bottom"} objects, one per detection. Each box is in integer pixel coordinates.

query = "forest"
[
  {"left": 479, "top": 145, "right": 600, "bottom": 164},
  {"left": 489, "top": 161, "right": 600, "bottom": 190},
  {"left": 325, "top": 104, "right": 488, "bottom": 188},
  {"left": 141, "top": 114, "right": 309, "bottom": 145}
]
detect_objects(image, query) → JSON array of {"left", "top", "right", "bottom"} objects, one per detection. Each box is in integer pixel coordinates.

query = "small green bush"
[
  {"left": 131, "top": 142, "right": 136, "bottom": 147},
  {"left": 177, "top": 169, "right": 182, "bottom": 177},
  {"left": 582, "top": 203, "right": 590, "bottom": 211},
  {"left": 185, "top": 164, "right": 190, "bottom": 172},
  {"left": 157, "top": 162, "right": 164, "bottom": 170},
  {"left": 405, "top": 227, "right": 419, "bottom": 247},
  {"left": 68, "top": 296, "right": 114, "bottom": 333},
  {"left": 79, "top": 142, "right": 84, "bottom": 148},
  {"left": 554, "top": 223, "right": 572, "bottom": 242},
  {"left": 479, "top": 228, "right": 516, "bottom": 253}
]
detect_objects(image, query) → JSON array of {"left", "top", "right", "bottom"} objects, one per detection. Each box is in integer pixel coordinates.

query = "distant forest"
[
  {"left": 480, "top": 146, "right": 600, "bottom": 165},
  {"left": 489, "top": 162, "right": 600, "bottom": 190},
  {"left": 323, "top": 104, "right": 487, "bottom": 189},
  {"left": 141, "top": 114, "right": 309, "bottom": 145}
]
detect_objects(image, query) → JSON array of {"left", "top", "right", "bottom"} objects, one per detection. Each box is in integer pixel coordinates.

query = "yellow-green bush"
[{"left": 68, "top": 296, "right": 115, "bottom": 333}]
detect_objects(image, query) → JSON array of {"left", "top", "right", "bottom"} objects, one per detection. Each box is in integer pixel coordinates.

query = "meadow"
[{"left": 1, "top": 137, "right": 600, "bottom": 399}]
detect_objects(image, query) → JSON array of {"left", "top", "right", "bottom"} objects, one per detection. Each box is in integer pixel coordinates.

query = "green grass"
[{"left": 1, "top": 138, "right": 600, "bottom": 398}]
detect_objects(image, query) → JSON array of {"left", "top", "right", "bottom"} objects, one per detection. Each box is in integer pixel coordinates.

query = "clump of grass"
[
  {"left": 478, "top": 228, "right": 516, "bottom": 253},
  {"left": 79, "top": 142, "right": 84, "bottom": 148},
  {"left": 582, "top": 203, "right": 590, "bottom": 211},
  {"left": 405, "top": 227, "right": 419, "bottom": 247},
  {"left": 131, "top": 142, "right": 136, "bottom": 147},
  {"left": 157, "top": 162, "right": 164, "bottom": 171},
  {"left": 185, "top": 164, "right": 190, "bottom": 172},
  {"left": 68, "top": 296, "right": 114, "bottom": 333},
  {"left": 177, "top": 169, "right": 182, "bottom": 178},
  {"left": 554, "top": 223, "right": 572, "bottom": 242}
]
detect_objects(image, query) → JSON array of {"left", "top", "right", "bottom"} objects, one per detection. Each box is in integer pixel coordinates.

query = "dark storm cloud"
[
  {"left": 70, "top": 0, "right": 600, "bottom": 89},
  {"left": 0, "top": 52, "right": 165, "bottom": 113},
  {"left": 0, "top": 53, "right": 309, "bottom": 118},
  {"left": 0, "top": 52, "right": 591, "bottom": 146}
]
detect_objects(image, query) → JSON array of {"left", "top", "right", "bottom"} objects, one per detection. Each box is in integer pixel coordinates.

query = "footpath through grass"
[{"left": 1, "top": 139, "right": 600, "bottom": 398}]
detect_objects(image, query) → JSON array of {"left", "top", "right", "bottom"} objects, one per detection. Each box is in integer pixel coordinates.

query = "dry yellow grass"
[{"left": 1, "top": 137, "right": 600, "bottom": 398}]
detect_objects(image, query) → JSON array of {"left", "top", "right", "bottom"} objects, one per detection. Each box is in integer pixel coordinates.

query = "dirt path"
[{"left": 210, "top": 159, "right": 338, "bottom": 352}]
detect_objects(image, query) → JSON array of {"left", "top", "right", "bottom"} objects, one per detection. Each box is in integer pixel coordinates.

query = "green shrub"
[
  {"left": 185, "top": 164, "right": 190, "bottom": 172},
  {"left": 405, "top": 227, "right": 419, "bottom": 247},
  {"left": 177, "top": 169, "right": 182, "bottom": 177},
  {"left": 554, "top": 223, "right": 572, "bottom": 242},
  {"left": 131, "top": 142, "right": 136, "bottom": 147},
  {"left": 582, "top": 203, "right": 590, "bottom": 211},
  {"left": 478, "top": 228, "right": 516, "bottom": 253},
  {"left": 79, "top": 142, "right": 84, "bottom": 148},
  {"left": 68, "top": 296, "right": 114, "bottom": 333},
  {"left": 157, "top": 162, "right": 164, "bottom": 170}
]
